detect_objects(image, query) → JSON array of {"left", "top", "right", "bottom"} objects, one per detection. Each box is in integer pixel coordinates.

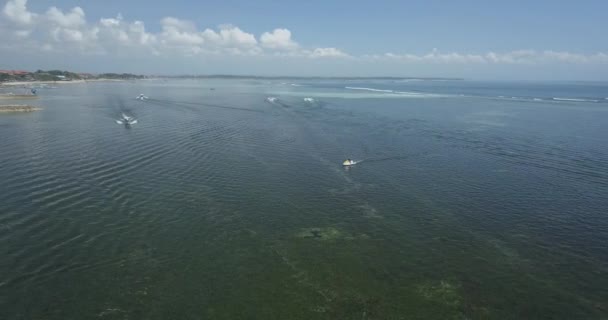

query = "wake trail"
[
  {"left": 358, "top": 152, "right": 431, "bottom": 164},
  {"left": 92, "top": 95, "right": 138, "bottom": 122},
  {"left": 148, "top": 98, "right": 263, "bottom": 113}
]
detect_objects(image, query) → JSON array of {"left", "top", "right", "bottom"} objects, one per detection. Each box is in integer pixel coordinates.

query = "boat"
[
  {"left": 342, "top": 159, "right": 356, "bottom": 166},
  {"left": 116, "top": 113, "right": 137, "bottom": 126}
]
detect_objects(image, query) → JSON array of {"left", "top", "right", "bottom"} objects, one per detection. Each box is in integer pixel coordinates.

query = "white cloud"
[
  {"left": 0, "top": 0, "right": 345, "bottom": 59},
  {"left": 160, "top": 17, "right": 204, "bottom": 47},
  {"left": 2, "top": 0, "right": 34, "bottom": 25},
  {"left": 51, "top": 28, "right": 84, "bottom": 42},
  {"left": 45, "top": 6, "right": 85, "bottom": 28},
  {"left": 260, "top": 28, "right": 298, "bottom": 50},
  {"left": 217, "top": 24, "right": 257, "bottom": 47},
  {"left": 100, "top": 17, "right": 120, "bottom": 28},
  {"left": 374, "top": 49, "right": 608, "bottom": 65},
  {"left": 2, "top": 0, "right": 607, "bottom": 71},
  {"left": 309, "top": 47, "right": 349, "bottom": 58},
  {"left": 157, "top": 19, "right": 258, "bottom": 54},
  {"left": 128, "top": 21, "right": 156, "bottom": 46},
  {"left": 43, "top": 6, "right": 93, "bottom": 46},
  {"left": 161, "top": 17, "right": 197, "bottom": 32}
]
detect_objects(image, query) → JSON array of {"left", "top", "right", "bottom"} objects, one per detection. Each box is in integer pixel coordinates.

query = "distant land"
[
  {"left": 163, "top": 75, "right": 464, "bottom": 81},
  {"left": 1, "top": 69, "right": 462, "bottom": 84},
  {"left": 0, "top": 70, "right": 146, "bottom": 83}
]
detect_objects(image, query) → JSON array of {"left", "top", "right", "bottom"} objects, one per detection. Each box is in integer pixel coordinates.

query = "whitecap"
[
  {"left": 345, "top": 86, "right": 394, "bottom": 93},
  {"left": 394, "top": 91, "right": 432, "bottom": 96},
  {"left": 553, "top": 97, "right": 599, "bottom": 103}
]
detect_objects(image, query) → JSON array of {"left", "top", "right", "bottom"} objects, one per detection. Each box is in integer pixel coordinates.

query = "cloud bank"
[
  {"left": 367, "top": 48, "right": 608, "bottom": 65},
  {"left": 1, "top": 0, "right": 607, "bottom": 76},
  {"left": 0, "top": 0, "right": 342, "bottom": 59}
]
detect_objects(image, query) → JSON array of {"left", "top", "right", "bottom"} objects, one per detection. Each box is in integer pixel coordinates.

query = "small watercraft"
[
  {"left": 136, "top": 94, "right": 148, "bottom": 101},
  {"left": 116, "top": 113, "right": 137, "bottom": 126},
  {"left": 342, "top": 159, "right": 356, "bottom": 166}
]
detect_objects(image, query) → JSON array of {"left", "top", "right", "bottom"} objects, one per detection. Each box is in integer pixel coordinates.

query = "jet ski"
[
  {"left": 136, "top": 94, "right": 148, "bottom": 101},
  {"left": 342, "top": 159, "right": 357, "bottom": 166}
]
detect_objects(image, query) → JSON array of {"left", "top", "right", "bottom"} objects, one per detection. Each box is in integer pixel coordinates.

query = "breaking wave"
[
  {"left": 345, "top": 86, "right": 394, "bottom": 93},
  {"left": 552, "top": 97, "right": 600, "bottom": 103},
  {"left": 491, "top": 96, "right": 605, "bottom": 103},
  {"left": 344, "top": 86, "right": 438, "bottom": 97}
]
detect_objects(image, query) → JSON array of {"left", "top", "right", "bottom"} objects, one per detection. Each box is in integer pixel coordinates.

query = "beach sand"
[{"left": 0, "top": 95, "right": 40, "bottom": 100}]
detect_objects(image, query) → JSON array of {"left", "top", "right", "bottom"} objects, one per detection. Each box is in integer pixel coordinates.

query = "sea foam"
[
  {"left": 345, "top": 86, "right": 394, "bottom": 93},
  {"left": 553, "top": 97, "right": 599, "bottom": 103}
]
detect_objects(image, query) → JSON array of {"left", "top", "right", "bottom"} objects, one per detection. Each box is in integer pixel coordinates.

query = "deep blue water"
[{"left": 1, "top": 79, "right": 607, "bottom": 319}]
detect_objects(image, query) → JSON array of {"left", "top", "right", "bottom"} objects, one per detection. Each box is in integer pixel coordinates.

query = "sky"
[{"left": 1, "top": 0, "right": 607, "bottom": 80}]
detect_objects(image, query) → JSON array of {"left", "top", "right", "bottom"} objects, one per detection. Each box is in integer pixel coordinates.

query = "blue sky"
[{"left": 2, "top": 0, "right": 608, "bottom": 80}]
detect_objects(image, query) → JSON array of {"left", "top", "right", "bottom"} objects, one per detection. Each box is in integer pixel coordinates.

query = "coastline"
[
  {"left": 0, "top": 79, "right": 127, "bottom": 87},
  {"left": 0, "top": 94, "right": 39, "bottom": 100}
]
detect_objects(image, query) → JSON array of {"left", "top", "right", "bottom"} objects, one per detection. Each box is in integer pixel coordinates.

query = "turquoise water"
[{"left": 1, "top": 79, "right": 607, "bottom": 319}]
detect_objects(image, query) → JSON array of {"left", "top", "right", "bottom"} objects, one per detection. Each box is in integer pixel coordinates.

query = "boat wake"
[
  {"left": 146, "top": 98, "right": 262, "bottom": 113},
  {"left": 116, "top": 113, "right": 138, "bottom": 125}
]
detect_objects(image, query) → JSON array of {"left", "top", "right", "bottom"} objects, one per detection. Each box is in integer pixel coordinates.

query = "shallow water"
[{"left": 1, "top": 79, "right": 607, "bottom": 319}]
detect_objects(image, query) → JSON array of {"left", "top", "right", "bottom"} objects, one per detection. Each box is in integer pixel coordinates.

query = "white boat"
[
  {"left": 117, "top": 113, "right": 137, "bottom": 126},
  {"left": 342, "top": 159, "right": 356, "bottom": 166}
]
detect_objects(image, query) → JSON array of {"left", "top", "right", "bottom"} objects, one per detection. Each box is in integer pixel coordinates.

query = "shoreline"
[
  {"left": 0, "top": 94, "right": 39, "bottom": 100},
  {"left": 0, "top": 79, "right": 127, "bottom": 87}
]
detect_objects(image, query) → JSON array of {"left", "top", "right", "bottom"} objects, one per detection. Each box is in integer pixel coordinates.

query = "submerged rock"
[
  {"left": 417, "top": 280, "right": 462, "bottom": 308},
  {"left": 357, "top": 204, "right": 383, "bottom": 219},
  {"left": 0, "top": 105, "right": 42, "bottom": 112},
  {"left": 295, "top": 227, "right": 360, "bottom": 241}
]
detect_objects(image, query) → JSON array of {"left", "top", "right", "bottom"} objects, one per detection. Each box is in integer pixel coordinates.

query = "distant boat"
[
  {"left": 116, "top": 113, "right": 137, "bottom": 126},
  {"left": 342, "top": 159, "right": 356, "bottom": 166}
]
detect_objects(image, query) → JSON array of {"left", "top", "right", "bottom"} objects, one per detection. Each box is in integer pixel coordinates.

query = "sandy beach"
[{"left": 0, "top": 94, "right": 39, "bottom": 100}]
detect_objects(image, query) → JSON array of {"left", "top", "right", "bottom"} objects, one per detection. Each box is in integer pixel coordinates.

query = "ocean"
[{"left": 1, "top": 79, "right": 607, "bottom": 319}]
